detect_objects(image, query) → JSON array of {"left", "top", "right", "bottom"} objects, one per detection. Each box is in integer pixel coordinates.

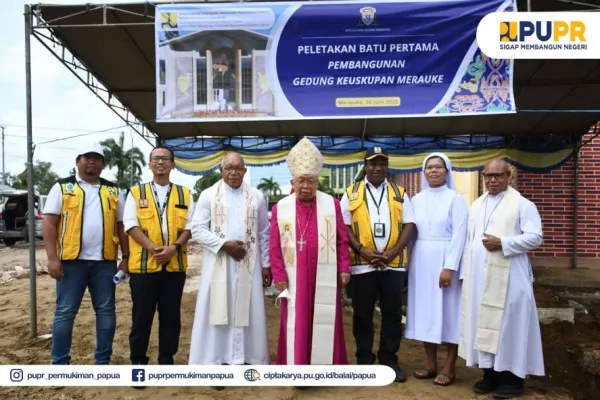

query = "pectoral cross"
[{"left": 297, "top": 236, "right": 306, "bottom": 252}]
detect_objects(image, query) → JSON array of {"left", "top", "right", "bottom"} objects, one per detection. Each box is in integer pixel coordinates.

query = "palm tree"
[
  {"left": 100, "top": 132, "right": 147, "bottom": 189},
  {"left": 193, "top": 171, "right": 221, "bottom": 201},
  {"left": 257, "top": 177, "right": 281, "bottom": 203}
]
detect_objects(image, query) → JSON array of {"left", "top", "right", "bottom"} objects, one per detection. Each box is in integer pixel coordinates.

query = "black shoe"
[
  {"left": 492, "top": 371, "right": 524, "bottom": 399},
  {"left": 132, "top": 386, "right": 146, "bottom": 390},
  {"left": 390, "top": 366, "right": 407, "bottom": 383},
  {"left": 473, "top": 368, "right": 498, "bottom": 394},
  {"left": 211, "top": 386, "right": 225, "bottom": 391},
  {"left": 492, "top": 384, "right": 525, "bottom": 399}
]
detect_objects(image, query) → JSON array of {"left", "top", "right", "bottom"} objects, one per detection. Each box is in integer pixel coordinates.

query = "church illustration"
[{"left": 157, "top": 30, "right": 275, "bottom": 119}]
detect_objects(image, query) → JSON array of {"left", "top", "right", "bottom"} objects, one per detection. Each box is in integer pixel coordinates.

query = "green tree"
[
  {"left": 257, "top": 177, "right": 281, "bottom": 202},
  {"left": 318, "top": 176, "right": 336, "bottom": 196},
  {"left": 0, "top": 172, "right": 19, "bottom": 187},
  {"left": 100, "top": 132, "right": 147, "bottom": 189},
  {"left": 193, "top": 171, "right": 221, "bottom": 201},
  {"left": 14, "top": 160, "right": 60, "bottom": 194}
]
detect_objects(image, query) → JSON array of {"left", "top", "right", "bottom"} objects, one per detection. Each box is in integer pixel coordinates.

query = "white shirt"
[
  {"left": 44, "top": 174, "right": 125, "bottom": 261},
  {"left": 340, "top": 178, "right": 415, "bottom": 274},
  {"left": 123, "top": 181, "right": 195, "bottom": 245}
]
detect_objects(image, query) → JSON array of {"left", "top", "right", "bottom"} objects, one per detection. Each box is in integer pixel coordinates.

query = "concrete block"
[{"left": 537, "top": 307, "right": 575, "bottom": 324}]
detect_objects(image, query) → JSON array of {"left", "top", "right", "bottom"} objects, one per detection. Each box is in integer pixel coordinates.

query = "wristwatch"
[{"left": 174, "top": 243, "right": 182, "bottom": 252}]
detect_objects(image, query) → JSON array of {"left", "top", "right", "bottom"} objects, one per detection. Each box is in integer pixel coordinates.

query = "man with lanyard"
[
  {"left": 340, "top": 146, "right": 416, "bottom": 383},
  {"left": 123, "top": 145, "right": 194, "bottom": 372},
  {"left": 43, "top": 143, "right": 127, "bottom": 366}
]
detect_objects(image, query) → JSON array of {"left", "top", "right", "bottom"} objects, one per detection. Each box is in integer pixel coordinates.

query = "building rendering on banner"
[{"left": 157, "top": 29, "right": 275, "bottom": 119}]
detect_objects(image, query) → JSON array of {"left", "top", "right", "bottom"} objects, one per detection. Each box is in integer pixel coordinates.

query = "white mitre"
[{"left": 286, "top": 137, "right": 324, "bottom": 177}]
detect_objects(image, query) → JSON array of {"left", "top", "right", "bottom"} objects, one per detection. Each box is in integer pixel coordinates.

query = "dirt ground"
[{"left": 0, "top": 244, "right": 598, "bottom": 400}]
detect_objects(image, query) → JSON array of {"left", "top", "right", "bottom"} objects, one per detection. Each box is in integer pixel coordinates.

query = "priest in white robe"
[
  {"left": 188, "top": 153, "right": 271, "bottom": 389},
  {"left": 459, "top": 159, "right": 545, "bottom": 399}
]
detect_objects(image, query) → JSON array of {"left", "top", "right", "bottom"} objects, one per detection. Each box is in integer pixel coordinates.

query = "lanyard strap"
[
  {"left": 366, "top": 184, "right": 385, "bottom": 216},
  {"left": 151, "top": 182, "right": 172, "bottom": 219}
]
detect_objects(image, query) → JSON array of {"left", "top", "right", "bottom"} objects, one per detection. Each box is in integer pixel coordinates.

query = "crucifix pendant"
[{"left": 297, "top": 236, "right": 306, "bottom": 252}]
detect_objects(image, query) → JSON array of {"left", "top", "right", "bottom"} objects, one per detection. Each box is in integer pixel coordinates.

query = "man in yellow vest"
[
  {"left": 43, "top": 143, "right": 128, "bottom": 365},
  {"left": 123, "top": 145, "right": 194, "bottom": 369},
  {"left": 340, "top": 146, "right": 416, "bottom": 383}
]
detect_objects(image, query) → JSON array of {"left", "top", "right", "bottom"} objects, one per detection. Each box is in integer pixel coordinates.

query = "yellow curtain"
[{"left": 174, "top": 148, "right": 574, "bottom": 174}]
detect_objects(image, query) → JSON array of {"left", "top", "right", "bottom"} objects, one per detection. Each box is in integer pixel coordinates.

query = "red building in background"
[{"left": 396, "top": 124, "right": 600, "bottom": 269}]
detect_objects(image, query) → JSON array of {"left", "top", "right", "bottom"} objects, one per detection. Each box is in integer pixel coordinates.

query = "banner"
[
  {"left": 155, "top": 0, "right": 515, "bottom": 122},
  {"left": 1, "top": 365, "right": 394, "bottom": 386}
]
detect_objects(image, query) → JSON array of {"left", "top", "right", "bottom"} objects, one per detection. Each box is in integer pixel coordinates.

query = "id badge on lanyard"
[
  {"left": 367, "top": 185, "right": 386, "bottom": 238},
  {"left": 374, "top": 222, "right": 386, "bottom": 238}
]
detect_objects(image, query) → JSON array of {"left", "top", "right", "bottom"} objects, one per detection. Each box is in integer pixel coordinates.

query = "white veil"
[{"left": 420, "top": 152, "right": 455, "bottom": 191}]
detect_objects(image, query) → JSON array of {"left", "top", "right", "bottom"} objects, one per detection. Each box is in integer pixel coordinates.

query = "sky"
[{"left": 0, "top": 0, "right": 292, "bottom": 192}]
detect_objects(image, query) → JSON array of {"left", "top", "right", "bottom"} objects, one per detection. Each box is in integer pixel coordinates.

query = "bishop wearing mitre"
[{"left": 269, "top": 137, "right": 351, "bottom": 365}]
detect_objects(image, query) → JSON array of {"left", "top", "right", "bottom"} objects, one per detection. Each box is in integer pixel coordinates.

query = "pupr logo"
[
  {"left": 499, "top": 20, "right": 586, "bottom": 43},
  {"left": 161, "top": 12, "right": 179, "bottom": 30}
]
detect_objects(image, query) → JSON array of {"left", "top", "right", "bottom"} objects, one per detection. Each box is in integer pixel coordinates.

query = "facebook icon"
[{"left": 132, "top": 369, "right": 145, "bottom": 382}]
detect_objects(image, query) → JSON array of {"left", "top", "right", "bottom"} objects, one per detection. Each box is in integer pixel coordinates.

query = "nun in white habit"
[{"left": 405, "top": 152, "right": 469, "bottom": 386}]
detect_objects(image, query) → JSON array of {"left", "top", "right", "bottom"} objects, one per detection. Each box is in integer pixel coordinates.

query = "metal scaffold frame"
[
  {"left": 21, "top": 0, "right": 600, "bottom": 341},
  {"left": 23, "top": 3, "right": 163, "bottom": 340},
  {"left": 29, "top": 3, "right": 158, "bottom": 146}
]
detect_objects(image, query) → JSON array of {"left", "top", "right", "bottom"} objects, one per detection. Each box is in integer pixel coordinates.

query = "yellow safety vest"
[
  {"left": 56, "top": 177, "right": 120, "bottom": 261},
  {"left": 345, "top": 180, "right": 408, "bottom": 268},
  {"left": 128, "top": 182, "right": 191, "bottom": 274}
]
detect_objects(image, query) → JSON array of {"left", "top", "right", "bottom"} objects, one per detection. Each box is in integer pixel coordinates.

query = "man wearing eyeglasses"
[
  {"left": 123, "top": 145, "right": 194, "bottom": 372},
  {"left": 188, "top": 152, "right": 271, "bottom": 390},
  {"left": 458, "top": 158, "right": 544, "bottom": 399}
]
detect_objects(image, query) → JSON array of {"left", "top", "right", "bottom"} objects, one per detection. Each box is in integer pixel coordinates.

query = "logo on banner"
[
  {"left": 132, "top": 369, "right": 145, "bottom": 382},
  {"left": 359, "top": 7, "right": 376, "bottom": 26},
  {"left": 161, "top": 12, "right": 179, "bottom": 30},
  {"left": 244, "top": 369, "right": 260, "bottom": 382}
]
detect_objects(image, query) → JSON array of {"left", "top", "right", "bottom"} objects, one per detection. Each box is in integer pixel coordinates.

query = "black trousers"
[
  {"left": 129, "top": 269, "right": 186, "bottom": 365},
  {"left": 350, "top": 269, "right": 407, "bottom": 367}
]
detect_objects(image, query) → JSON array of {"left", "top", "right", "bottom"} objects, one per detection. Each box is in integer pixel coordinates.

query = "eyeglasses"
[
  {"left": 295, "top": 177, "right": 318, "bottom": 186},
  {"left": 483, "top": 173, "right": 507, "bottom": 181},
  {"left": 151, "top": 156, "right": 172, "bottom": 163},
  {"left": 223, "top": 166, "right": 246, "bottom": 174}
]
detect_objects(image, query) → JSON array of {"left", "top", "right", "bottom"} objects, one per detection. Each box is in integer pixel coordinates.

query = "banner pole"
[{"left": 24, "top": 3, "right": 38, "bottom": 340}]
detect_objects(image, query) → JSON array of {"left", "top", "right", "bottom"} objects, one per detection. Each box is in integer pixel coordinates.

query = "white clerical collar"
[
  {"left": 487, "top": 189, "right": 507, "bottom": 200},
  {"left": 365, "top": 177, "right": 387, "bottom": 190},
  {"left": 428, "top": 184, "right": 447, "bottom": 193},
  {"left": 225, "top": 182, "right": 243, "bottom": 192}
]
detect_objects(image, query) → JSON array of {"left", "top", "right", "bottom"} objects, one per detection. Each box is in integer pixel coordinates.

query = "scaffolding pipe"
[
  {"left": 572, "top": 135, "right": 580, "bottom": 269},
  {"left": 25, "top": 3, "right": 38, "bottom": 339}
]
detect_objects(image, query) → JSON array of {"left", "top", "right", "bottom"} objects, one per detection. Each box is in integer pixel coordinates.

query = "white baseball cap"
[{"left": 78, "top": 142, "right": 105, "bottom": 159}]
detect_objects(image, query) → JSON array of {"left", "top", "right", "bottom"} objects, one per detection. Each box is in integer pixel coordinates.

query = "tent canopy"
[
  {"left": 32, "top": 0, "right": 600, "bottom": 142},
  {"left": 167, "top": 134, "right": 581, "bottom": 174}
]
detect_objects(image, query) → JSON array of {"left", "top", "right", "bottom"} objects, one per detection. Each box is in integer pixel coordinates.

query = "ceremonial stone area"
[{"left": 0, "top": 242, "right": 598, "bottom": 400}]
